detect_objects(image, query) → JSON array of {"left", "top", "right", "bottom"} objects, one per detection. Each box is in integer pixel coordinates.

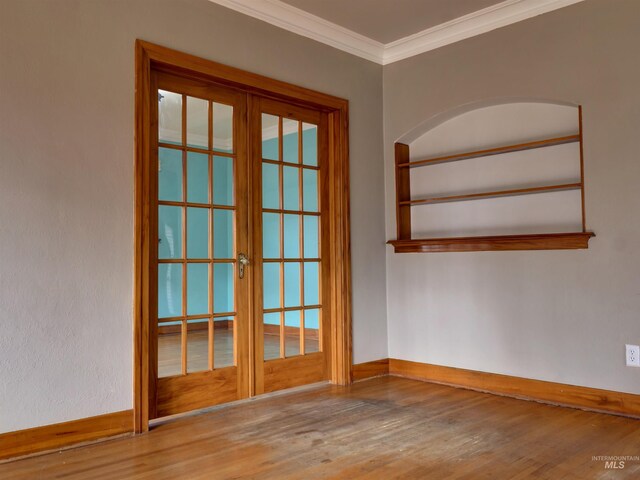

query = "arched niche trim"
[{"left": 398, "top": 97, "right": 578, "bottom": 145}]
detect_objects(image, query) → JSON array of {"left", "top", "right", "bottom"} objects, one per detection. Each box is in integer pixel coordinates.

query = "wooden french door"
[
  {"left": 149, "top": 70, "right": 330, "bottom": 418},
  {"left": 251, "top": 97, "right": 331, "bottom": 395},
  {"left": 151, "top": 71, "right": 250, "bottom": 418}
]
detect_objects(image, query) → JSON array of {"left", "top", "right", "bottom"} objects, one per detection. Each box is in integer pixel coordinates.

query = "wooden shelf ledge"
[
  {"left": 400, "top": 134, "right": 580, "bottom": 168},
  {"left": 388, "top": 232, "right": 595, "bottom": 253},
  {"left": 402, "top": 182, "right": 582, "bottom": 207}
]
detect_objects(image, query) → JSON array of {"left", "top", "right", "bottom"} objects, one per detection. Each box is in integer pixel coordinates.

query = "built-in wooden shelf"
[
  {"left": 400, "top": 134, "right": 580, "bottom": 168},
  {"left": 388, "top": 232, "right": 595, "bottom": 253},
  {"left": 390, "top": 105, "right": 594, "bottom": 253},
  {"left": 401, "top": 182, "right": 582, "bottom": 206}
]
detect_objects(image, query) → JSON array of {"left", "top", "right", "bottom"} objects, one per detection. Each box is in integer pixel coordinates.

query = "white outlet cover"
[{"left": 625, "top": 344, "right": 640, "bottom": 367}]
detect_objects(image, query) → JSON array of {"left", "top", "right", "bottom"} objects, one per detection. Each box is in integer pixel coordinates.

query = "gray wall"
[
  {"left": 0, "top": 0, "right": 387, "bottom": 433},
  {"left": 383, "top": 0, "right": 640, "bottom": 394}
]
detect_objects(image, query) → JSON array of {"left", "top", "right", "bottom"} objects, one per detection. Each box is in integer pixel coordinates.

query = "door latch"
[{"left": 238, "top": 253, "right": 250, "bottom": 279}]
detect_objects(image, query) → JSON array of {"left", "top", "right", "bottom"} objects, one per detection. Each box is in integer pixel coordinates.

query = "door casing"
[{"left": 134, "top": 40, "right": 352, "bottom": 433}]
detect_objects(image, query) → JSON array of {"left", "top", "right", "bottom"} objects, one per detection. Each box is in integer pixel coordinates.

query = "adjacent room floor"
[
  {"left": 158, "top": 328, "right": 319, "bottom": 377},
  {"left": 2, "top": 376, "right": 639, "bottom": 479}
]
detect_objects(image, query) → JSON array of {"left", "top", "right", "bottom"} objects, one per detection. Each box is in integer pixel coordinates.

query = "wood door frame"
[{"left": 134, "top": 40, "right": 352, "bottom": 433}]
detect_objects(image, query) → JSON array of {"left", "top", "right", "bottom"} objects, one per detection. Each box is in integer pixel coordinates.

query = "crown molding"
[
  {"left": 209, "top": 0, "right": 585, "bottom": 65},
  {"left": 382, "top": 0, "right": 585, "bottom": 64},
  {"left": 209, "top": 0, "right": 384, "bottom": 63}
]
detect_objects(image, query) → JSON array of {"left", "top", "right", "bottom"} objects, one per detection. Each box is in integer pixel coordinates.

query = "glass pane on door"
[
  {"left": 187, "top": 320, "right": 210, "bottom": 373},
  {"left": 261, "top": 113, "right": 323, "bottom": 359},
  {"left": 157, "top": 90, "right": 237, "bottom": 377},
  {"left": 263, "top": 312, "right": 281, "bottom": 361},
  {"left": 284, "top": 310, "right": 301, "bottom": 357},
  {"left": 304, "top": 309, "right": 320, "bottom": 354},
  {"left": 214, "top": 317, "right": 235, "bottom": 368},
  {"left": 158, "top": 322, "right": 182, "bottom": 378}
]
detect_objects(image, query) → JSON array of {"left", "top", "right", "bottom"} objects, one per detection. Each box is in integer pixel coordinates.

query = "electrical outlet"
[{"left": 626, "top": 344, "right": 640, "bottom": 367}]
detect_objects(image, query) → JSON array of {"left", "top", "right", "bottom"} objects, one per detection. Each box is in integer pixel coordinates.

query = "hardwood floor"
[{"left": 2, "top": 376, "right": 639, "bottom": 479}]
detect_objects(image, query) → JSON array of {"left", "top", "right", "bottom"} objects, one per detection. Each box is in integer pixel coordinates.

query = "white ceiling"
[
  {"left": 210, "top": 0, "right": 585, "bottom": 65},
  {"left": 281, "top": 0, "right": 502, "bottom": 44}
]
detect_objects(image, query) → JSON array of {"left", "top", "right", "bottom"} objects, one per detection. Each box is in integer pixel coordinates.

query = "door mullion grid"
[
  {"left": 208, "top": 99, "right": 215, "bottom": 372},
  {"left": 298, "top": 120, "right": 305, "bottom": 356},
  {"left": 278, "top": 116, "right": 285, "bottom": 359},
  {"left": 181, "top": 94, "right": 188, "bottom": 376}
]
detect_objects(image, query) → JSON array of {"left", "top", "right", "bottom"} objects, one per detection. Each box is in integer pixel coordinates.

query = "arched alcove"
[
  {"left": 398, "top": 97, "right": 578, "bottom": 145},
  {"left": 389, "top": 101, "right": 595, "bottom": 252}
]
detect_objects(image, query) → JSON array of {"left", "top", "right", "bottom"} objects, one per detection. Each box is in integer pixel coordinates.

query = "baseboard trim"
[
  {"left": 0, "top": 409, "right": 134, "bottom": 461},
  {"left": 389, "top": 359, "right": 640, "bottom": 418},
  {"left": 351, "top": 359, "right": 389, "bottom": 381}
]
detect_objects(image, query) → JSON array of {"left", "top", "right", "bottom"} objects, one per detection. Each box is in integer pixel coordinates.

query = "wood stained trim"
[
  {"left": 388, "top": 232, "right": 595, "bottom": 253},
  {"left": 134, "top": 41, "right": 153, "bottom": 433},
  {"left": 0, "top": 410, "right": 133, "bottom": 461},
  {"left": 328, "top": 106, "right": 352, "bottom": 386},
  {"left": 394, "top": 143, "right": 411, "bottom": 240},
  {"left": 401, "top": 134, "right": 580, "bottom": 168},
  {"left": 351, "top": 359, "right": 389, "bottom": 381},
  {"left": 139, "top": 40, "right": 346, "bottom": 111},
  {"left": 402, "top": 183, "right": 583, "bottom": 207},
  {"left": 389, "top": 359, "right": 640, "bottom": 418}
]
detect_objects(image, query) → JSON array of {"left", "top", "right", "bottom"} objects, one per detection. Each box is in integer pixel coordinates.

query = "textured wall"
[
  {"left": 383, "top": 0, "right": 640, "bottom": 394},
  {"left": 0, "top": 0, "right": 386, "bottom": 433}
]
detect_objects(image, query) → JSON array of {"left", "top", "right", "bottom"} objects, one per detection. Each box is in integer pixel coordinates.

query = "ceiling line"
[{"left": 209, "top": 0, "right": 585, "bottom": 65}]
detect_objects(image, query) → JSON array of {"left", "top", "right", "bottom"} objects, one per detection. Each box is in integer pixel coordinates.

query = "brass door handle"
[{"left": 238, "top": 253, "right": 250, "bottom": 279}]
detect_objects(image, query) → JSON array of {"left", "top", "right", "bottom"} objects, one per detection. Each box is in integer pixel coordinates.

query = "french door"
[
  {"left": 150, "top": 70, "right": 329, "bottom": 418},
  {"left": 251, "top": 97, "right": 331, "bottom": 395}
]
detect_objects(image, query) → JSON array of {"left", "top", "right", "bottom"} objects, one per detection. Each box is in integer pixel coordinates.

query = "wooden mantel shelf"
[{"left": 387, "top": 232, "right": 595, "bottom": 253}]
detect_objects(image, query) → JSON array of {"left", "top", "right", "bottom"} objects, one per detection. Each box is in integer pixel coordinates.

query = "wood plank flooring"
[{"left": 2, "top": 376, "right": 639, "bottom": 479}]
